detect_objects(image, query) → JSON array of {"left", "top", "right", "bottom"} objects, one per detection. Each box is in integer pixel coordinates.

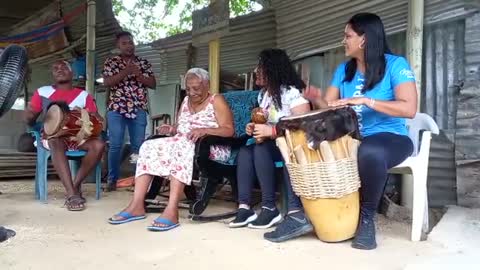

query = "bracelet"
[
  {"left": 271, "top": 125, "right": 277, "bottom": 138},
  {"left": 369, "top": 98, "right": 375, "bottom": 108}
]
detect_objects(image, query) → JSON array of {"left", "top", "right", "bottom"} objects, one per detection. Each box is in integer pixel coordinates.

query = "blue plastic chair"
[{"left": 29, "top": 124, "right": 102, "bottom": 203}]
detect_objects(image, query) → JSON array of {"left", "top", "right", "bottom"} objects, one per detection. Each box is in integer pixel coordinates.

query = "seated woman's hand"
[
  {"left": 187, "top": 128, "right": 207, "bottom": 142},
  {"left": 303, "top": 85, "right": 322, "bottom": 102},
  {"left": 156, "top": 124, "right": 175, "bottom": 135},
  {"left": 245, "top": 123, "right": 255, "bottom": 136},
  {"left": 253, "top": 124, "right": 273, "bottom": 139}
]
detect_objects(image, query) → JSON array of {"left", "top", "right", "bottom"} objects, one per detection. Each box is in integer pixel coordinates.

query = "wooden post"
[
  {"left": 402, "top": 0, "right": 425, "bottom": 211},
  {"left": 208, "top": 0, "right": 220, "bottom": 94},
  {"left": 209, "top": 39, "right": 220, "bottom": 93},
  {"left": 406, "top": 0, "right": 424, "bottom": 111},
  {"left": 86, "top": 0, "right": 96, "bottom": 95}
]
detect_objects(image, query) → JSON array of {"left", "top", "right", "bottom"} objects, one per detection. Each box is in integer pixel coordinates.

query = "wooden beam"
[
  {"left": 406, "top": 0, "right": 424, "bottom": 111},
  {"left": 86, "top": 0, "right": 96, "bottom": 95},
  {"left": 209, "top": 39, "right": 220, "bottom": 93}
]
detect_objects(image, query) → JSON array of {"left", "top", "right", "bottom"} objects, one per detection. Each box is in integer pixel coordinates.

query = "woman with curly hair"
[{"left": 229, "top": 48, "right": 313, "bottom": 243}]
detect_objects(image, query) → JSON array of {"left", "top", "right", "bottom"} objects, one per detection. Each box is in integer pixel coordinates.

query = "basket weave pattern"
[{"left": 286, "top": 158, "right": 361, "bottom": 199}]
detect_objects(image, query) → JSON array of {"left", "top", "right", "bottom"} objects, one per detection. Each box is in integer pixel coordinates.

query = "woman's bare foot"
[
  {"left": 150, "top": 206, "right": 179, "bottom": 228},
  {"left": 110, "top": 202, "right": 145, "bottom": 221}
]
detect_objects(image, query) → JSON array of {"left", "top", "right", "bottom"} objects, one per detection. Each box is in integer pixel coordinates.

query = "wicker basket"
[{"left": 286, "top": 158, "right": 361, "bottom": 200}]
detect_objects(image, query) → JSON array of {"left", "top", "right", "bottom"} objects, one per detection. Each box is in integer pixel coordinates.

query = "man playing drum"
[{"left": 24, "top": 60, "right": 105, "bottom": 211}]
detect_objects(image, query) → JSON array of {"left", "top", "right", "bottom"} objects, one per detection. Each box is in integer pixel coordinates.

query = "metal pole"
[
  {"left": 406, "top": 0, "right": 424, "bottom": 111},
  {"left": 86, "top": 0, "right": 96, "bottom": 95}
]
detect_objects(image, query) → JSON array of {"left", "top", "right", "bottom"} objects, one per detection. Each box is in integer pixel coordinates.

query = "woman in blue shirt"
[{"left": 305, "top": 13, "right": 417, "bottom": 250}]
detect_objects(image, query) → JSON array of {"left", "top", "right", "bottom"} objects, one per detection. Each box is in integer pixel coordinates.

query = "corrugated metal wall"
[
  {"left": 465, "top": 12, "right": 480, "bottom": 75},
  {"left": 135, "top": 45, "right": 180, "bottom": 133},
  {"left": 455, "top": 11, "right": 480, "bottom": 208},
  {"left": 195, "top": 10, "right": 277, "bottom": 74},
  {"left": 152, "top": 32, "right": 192, "bottom": 84},
  {"left": 273, "top": 0, "right": 475, "bottom": 59},
  {"left": 423, "top": 21, "right": 465, "bottom": 131}
]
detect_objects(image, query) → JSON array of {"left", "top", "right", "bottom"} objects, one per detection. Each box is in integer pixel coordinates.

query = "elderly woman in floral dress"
[{"left": 108, "top": 68, "right": 234, "bottom": 231}]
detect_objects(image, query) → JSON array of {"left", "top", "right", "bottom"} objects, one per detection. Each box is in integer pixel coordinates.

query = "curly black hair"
[{"left": 257, "top": 48, "right": 306, "bottom": 110}]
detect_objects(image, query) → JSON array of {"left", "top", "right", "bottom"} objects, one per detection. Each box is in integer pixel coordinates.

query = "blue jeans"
[{"left": 107, "top": 109, "right": 147, "bottom": 183}]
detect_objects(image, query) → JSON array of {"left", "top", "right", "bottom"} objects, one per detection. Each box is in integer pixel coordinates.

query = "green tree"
[{"left": 112, "top": 0, "right": 260, "bottom": 43}]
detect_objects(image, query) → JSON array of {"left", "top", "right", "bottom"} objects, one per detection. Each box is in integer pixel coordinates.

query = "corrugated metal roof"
[
  {"left": 273, "top": 0, "right": 477, "bottom": 59},
  {"left": 151, "top": 10, "right": 277, "bottom": 84},
  {"left": 195, "top": 10, "right": 276, "bottom": 74}
]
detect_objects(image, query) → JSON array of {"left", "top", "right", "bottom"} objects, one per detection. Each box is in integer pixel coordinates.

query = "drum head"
[
  {"left": 43, "top": 104, "right": 64, "bottom": 135},
  {"left": 281, "top": 106, "right": 346, "bottom": 121}
]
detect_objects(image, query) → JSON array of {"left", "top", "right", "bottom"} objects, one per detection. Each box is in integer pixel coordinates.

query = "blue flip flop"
[
  {"left": 108, "top": 211, "right": 146, "bottom": 225},
  {"left": 147, "top": 217, "right": 180, "bottom": 231}
]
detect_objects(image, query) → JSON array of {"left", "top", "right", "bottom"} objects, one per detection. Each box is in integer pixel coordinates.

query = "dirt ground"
[{"left": 0, "top": 180, "right": 468, "bottom": 270}]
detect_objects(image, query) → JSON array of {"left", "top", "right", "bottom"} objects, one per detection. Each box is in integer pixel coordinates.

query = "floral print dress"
[{"left": 135, "top": 94, "right": 231, "bottom": 185}]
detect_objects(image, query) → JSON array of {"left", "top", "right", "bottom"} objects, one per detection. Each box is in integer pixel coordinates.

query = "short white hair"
[{"left": 185, "top": 68, "right": 209, "bottom": 83}]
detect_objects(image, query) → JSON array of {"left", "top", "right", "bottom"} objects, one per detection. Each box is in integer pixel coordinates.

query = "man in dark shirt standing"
[{"left": 102, "top": 31, "right": 156, "bottom": 191}]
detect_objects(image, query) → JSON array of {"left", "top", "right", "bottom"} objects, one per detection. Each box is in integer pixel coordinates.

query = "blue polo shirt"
[{"left": 331, "top": 54, "right": 415, "bottom": 137}]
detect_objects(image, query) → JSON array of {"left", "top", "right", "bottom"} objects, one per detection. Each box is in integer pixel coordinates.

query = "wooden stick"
[
  {"left": 284, "top": 130, "right": 297, "bottom": 163},
  {"left": 293, "top": 146, "right": 308, "bottom": 165},
  {"left": 319, "top": 141, "right": 335, "bottom": 162},
  {"left": 349, "top": 138, "right": 360, "bottom": 160},
  {"left": 276, "top": 137, "right": 291, "bottom": 164}
]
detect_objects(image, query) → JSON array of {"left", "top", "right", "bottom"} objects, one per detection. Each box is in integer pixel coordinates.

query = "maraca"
[{"left": 251, "top": 107, "right": 268, "bottom": 143}]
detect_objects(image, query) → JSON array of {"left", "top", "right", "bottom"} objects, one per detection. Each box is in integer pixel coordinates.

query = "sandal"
[{"left": 65, "top": 195, "right": 85, "bottom": 211}]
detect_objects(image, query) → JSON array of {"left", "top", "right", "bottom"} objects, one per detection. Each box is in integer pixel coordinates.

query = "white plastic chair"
[{"left": 388, "top": 113, "right": 440, "bottom": 241}]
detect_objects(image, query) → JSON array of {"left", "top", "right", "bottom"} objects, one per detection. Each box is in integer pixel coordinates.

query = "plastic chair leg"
[
  {"left": 411, "top": 168, "right": 428, "bottom": 241},
  {"left": 37, "top": 151, "right": 50, "bottom": 203},
  {"left": 69, "top": 160, "right": 80, "bottom": 181}
]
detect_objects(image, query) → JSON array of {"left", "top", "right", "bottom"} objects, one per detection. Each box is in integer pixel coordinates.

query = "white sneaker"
[{"left": 129, "top": 153, "right": 139, "bottom": 164}]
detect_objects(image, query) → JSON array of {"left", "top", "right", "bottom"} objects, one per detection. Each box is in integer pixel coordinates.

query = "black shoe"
[
  {"left": 264, "top": 211, "right": 313, "bottom": 243},
  {"left": 248, "top": 207, "right": 282, "bottom": 229},
  {"left": 0, "top": 226, "right": 16, "bottom": 243},
  {"left": 351, "top": 207, "right": 377, "bottom": 250},
  {"left": 229, "top": 208, "right": 258, "bottom": 228}
]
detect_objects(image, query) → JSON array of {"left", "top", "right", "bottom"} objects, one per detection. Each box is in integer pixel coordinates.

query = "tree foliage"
[{"left": 111, "top": 0, "right": 259, "bottom": 43}]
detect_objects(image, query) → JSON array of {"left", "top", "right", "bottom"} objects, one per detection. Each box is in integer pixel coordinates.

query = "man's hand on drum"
[
  {"left": 328, "top": 97, "right": 368, "bottom": 107},
  {"left": 245, "top": 123, "right": 255, "bottom": 136},
  {"left": 253, "top": 124, "right": 273, "bottom": 139},
  {"left": 187, "top": 128, "right": 207, "bottom": 142},
  {"left": 156, "top": 124, "right": 176, "bottom": 136}
]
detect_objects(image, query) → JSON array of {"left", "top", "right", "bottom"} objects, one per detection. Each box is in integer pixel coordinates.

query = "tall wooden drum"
[{"left": 276, "top": 106, "right": 362, "bottom": 242}]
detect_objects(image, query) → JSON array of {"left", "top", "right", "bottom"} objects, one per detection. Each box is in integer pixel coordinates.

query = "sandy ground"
[{"left": 0, "top": 180, "right": 474, "bottom": 270}]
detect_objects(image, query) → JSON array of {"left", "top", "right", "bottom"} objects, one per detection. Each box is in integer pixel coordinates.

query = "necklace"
[{"left": 188, "top": 94, "right": 210, "bottom": 113}]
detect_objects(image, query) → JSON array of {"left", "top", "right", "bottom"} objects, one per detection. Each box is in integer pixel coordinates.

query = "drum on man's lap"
[{"left": 43, "top": 102, "right": 103, "bottom": 146}]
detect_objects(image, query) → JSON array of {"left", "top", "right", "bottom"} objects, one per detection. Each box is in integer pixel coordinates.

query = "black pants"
[
  {"left": 236, "top": 140, "right": 302, "bottom": 211},
  {"left": 358, "top": 132, "right": 413, "bottom": 213}
]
